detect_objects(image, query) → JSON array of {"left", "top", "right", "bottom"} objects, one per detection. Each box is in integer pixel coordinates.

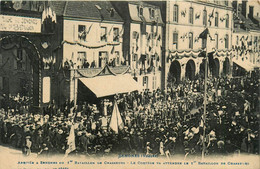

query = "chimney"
[
  {"left": 249, "top": 6, "right": 254, "bottom": 19},
  {"left": 242, "top": 0, "right": 248, "bottom": 18},
  {"left": 232, "top": 0, "right": 238, "bottom": 9},
  {"left": 232, "top": 0, "right": 238, "bottom": 17}
]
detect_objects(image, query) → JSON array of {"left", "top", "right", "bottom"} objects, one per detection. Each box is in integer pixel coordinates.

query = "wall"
[
  {"left": 62, "top": 19, "right": 124, "bottom": 102},
  {"left": 164, "top": 0, "right": 233, "bottom": 87}
]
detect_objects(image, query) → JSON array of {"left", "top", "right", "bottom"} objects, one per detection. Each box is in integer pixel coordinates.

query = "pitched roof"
[
  {"left": 112, "top": 1, "right": 164, "bottom": 24},
  {"left": 51, "top": 1, "right": 123, "bottom": 22},
  {"left": 234, "top": 4, "right": 260, "bottom": 31}
]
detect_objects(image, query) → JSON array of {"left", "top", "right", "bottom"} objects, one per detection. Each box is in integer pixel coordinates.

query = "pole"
[
  {"left": 74, "top": 69, "right": 76, "bottom": 108},
  {"left": 202, "top": 33, "right": 208, "bottom": 159}
]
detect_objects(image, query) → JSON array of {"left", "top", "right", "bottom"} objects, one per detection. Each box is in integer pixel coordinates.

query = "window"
[
  {"left": 173, "top": 32, "right": 178, "bottom": 49},
  {"left": 132, "top": 31, "right": 139, "bottom": 39},
  {"left": 152, "top": 76, "right": 157, "bottom": 90},
  {"left": 224, "top": 1, "right": 228, "bottom": 6},
  {"left": 100, "top": 27, "right": 107, "bottom": 42},
  {"left": 215, "top": 34, "right": 218, "bottom": 49},
  {"left": 99, "top": 51, "right": 108, "bottom": 67},
  {"left": 202, "top": 38, "right": 207, "bottom": 49},
  {"left": 189, "top": 7, "right": 194, "bottom": 24},
  {"left": 138, "top": 6, "right": 143, "bottom": 16},
  {"left": 173, "top": 5, "right": 178, "bottom": 22},
  {"left": 236, "top": 36, "right": 239, "bottom": 45},
  {"left": 189, "top": 32, "right": 193, "bottom": 49},
  {"left": 115, "top": 51, "right": 120, "bottom": 65},
  {"left": 203, "top": 9, "right": 207, "bottom": 26},
  {"left": 78, "top": 25, "right": 86, "bottom": 41},
  {"left": 225, "top": 14, "right": 229, "bottom": 28},
  {"left": 215, "top": 12, "right": 219, "bottom": 27},
  {"left": 113, "top": 27, "right": 119, "bottom": 42},
  {"left": 225, "top": 34, "right": 229, "bottom": 49},
  {"left": 77, "top": 52, "right": 86, "bottom": 68},
  {"left": 149, "top": 8, "right": 155, "bottom": 18}
]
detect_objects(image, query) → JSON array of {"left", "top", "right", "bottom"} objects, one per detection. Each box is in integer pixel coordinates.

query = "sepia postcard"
[{"left": 0, "top": 0, "right": 259, "bottom": 169}]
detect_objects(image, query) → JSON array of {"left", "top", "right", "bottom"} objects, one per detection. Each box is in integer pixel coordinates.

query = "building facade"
[
  {"left": 0, "top": 1, "right": 58, "bottom": 111},
  {"left": 113, "top": 1, "right": 164, "bottom": 91},
  {"left": 1, "top": 1, "right": 259, "bottom": 109},
  {"left": 160, "top": 0, "right": 233, "bottom": 88},
  {"left": 51, "top": 1, "right": 139, "bottom": 105},
  {"left": 232, "top": 0, "right": 260, "bottom": 76}
]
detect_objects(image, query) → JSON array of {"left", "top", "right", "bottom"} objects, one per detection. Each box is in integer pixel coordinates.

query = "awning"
[
  {"left": 233, "top": 59, "right": 255, "bottom": 71},
  {"left": 79, "top": 74, "right": 142, "bottom": 98}
]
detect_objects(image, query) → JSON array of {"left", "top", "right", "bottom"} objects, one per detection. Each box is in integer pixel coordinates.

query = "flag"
[
  {"left": 157, "top": 34, "right": 161, "bottom": 41},
  {"left": 109, "top": 101, "right": 124, "bottom": 134},
  {"left": 198, "top": 28, "right": 209, "bottom": 39},
  {"left": 209, "top": 8, "right": 215, "bottom": 18},
  {"left": 52, "top": 10, "right": 57, "bottom": 23},
  {"left": 111, "top": 46, "right": 115, "bottom": 54},
  {"left": 86, "top": 23, "right": 93, "bottom": 34},
  {"left": 41, "top": 8, "right": 47, "bottom": 23},
  {"left": 65, "top": 124, "right": 76, "bottom": 156},
  {"left": 119, "top": 27, "right": 124, "bottom": 37},
  {"left": 108, "top": 25, "right": 114, "bottom": 35}
]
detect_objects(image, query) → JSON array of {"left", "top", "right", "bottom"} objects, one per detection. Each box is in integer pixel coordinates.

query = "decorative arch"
[{"left": 0, "top": 35, "right": 42, "bottom": 106}]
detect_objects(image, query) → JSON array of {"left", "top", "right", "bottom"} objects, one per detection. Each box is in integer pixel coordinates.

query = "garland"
[
  {"left": 61, "top": 40, "right": 121, "bottom": 49},
  {"left": 76, "top": 64, "right": 131, "bottom": 78},
  {"left": 169, "top": 49, "right": 201, "bottom": 58},
  {"left": 76, "top": 65, "right": 116, "bottom": 78}
]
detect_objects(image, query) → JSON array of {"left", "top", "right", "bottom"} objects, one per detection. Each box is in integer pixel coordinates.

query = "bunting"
[{"left": 41, "top": 6, "right": 56, "bottom": 23}]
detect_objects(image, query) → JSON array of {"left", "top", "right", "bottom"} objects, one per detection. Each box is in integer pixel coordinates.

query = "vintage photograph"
[{"left": 0, "top": 0, "right": 259, "bottom": 169}]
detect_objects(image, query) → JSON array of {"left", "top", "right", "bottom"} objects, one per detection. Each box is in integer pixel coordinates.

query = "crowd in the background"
[{"left": 0, "top": 71, "right": 259, "bottom": 158}]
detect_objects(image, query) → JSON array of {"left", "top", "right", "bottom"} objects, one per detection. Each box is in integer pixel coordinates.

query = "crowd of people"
[{"left": 0, "top": 72, "right": 259, "bottom": 158}]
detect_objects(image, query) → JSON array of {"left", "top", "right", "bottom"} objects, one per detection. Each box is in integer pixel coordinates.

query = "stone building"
[
  {"left": 232, "top": 0, "right": 260, "bottom": 76},
  {"left": 0, "top": 1, "right": 58, "bottom": 111},
  {"left": 112, "top": 1, "right": 164, "bottom": 91}
]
